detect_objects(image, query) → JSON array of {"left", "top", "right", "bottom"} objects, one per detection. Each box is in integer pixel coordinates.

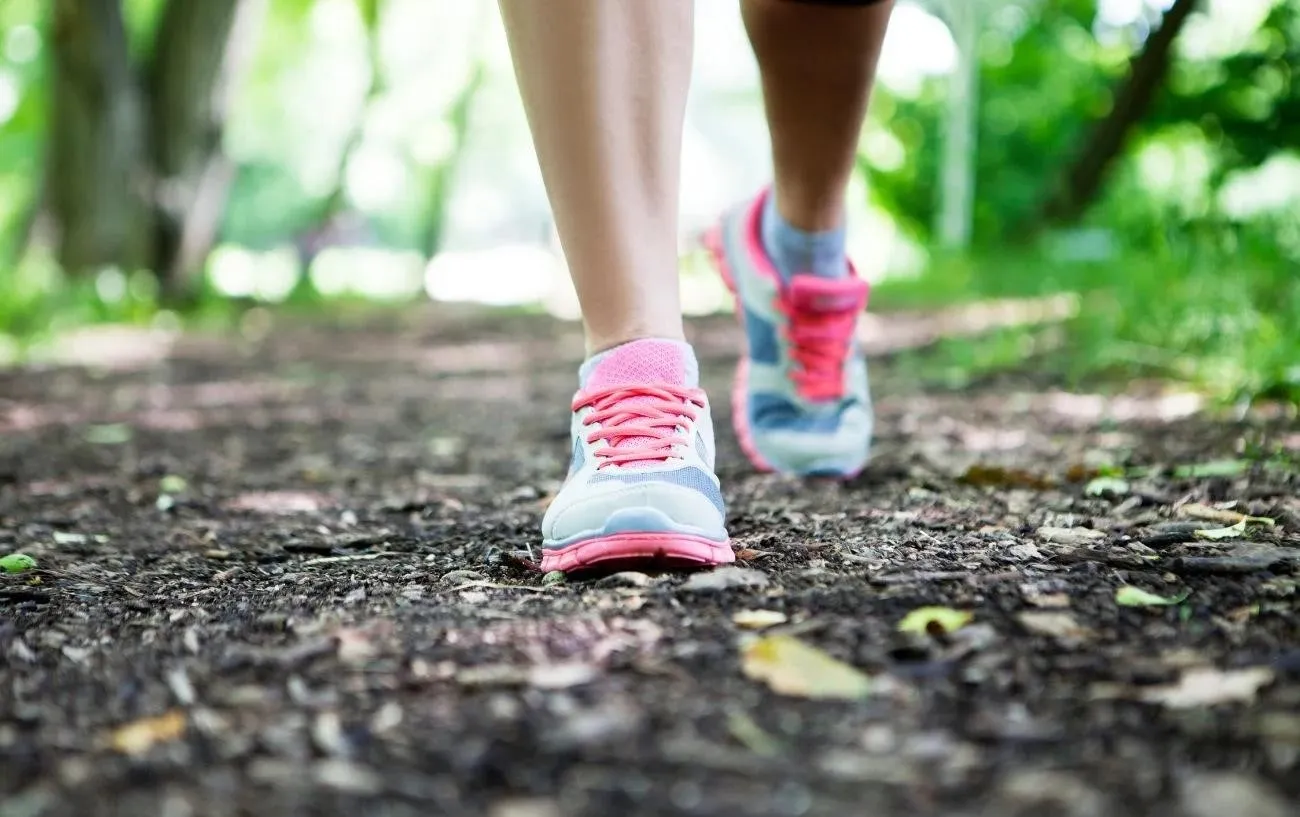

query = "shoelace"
[
  {"left": 776, "top": 300, "right": 860, "bottom": 402},
  {"left": 574, "top": 385, "right": 705, "bottom": 469}
]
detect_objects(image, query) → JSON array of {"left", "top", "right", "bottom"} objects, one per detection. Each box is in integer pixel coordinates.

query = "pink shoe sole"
[
  {"left": 540, "top": 532, "right": 735, "bottom": 574},
  {"left": 704, "top": 226, "right": 776, "bottom": 474}
]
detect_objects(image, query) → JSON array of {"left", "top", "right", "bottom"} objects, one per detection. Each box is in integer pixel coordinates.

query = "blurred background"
[{"left": 1, "top": 0, "right": 1297, "bottom": 403}]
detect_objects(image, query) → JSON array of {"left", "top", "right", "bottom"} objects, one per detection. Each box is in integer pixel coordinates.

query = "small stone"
[
  {"left": 1179, "top": 773, "right": 1289, "bottom": 817},
  {"left": 1037, "top": 526, "right": 1105, "bottom": 547},
  {"left": 488, "top": 799, "right": 562, "bottom": 817},
  {"left": 595, "top": 571, "right": 650, "bottom": 588},
  {"left": 1007, "top": 543, "right": 1043, "bottom": 561},
  {"left": 441, "top": 569, "right": 486, "bottom": 585},
  {"left": 683, "top": 567, "right": 769, "bottom": 592},
  {"left": 986, "top": 770, "right": 1111, "bottom": 817},
  {"left": 313, "top": 759, "right": 380, "bottom": 795}
]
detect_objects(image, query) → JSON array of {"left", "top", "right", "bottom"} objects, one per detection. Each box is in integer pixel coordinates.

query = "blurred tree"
[
  {"left": 48, "top": 0, "right": 254, "bottom": 299},
  {"left": 1155, "top": 0, "right": 1300, "bottom": 184},
  {"left": 1041, "top": 0, "right": 1200, "bottom": 225}
]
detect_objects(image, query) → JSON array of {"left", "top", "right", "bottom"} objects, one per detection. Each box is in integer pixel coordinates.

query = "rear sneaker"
[
  {"left": 705, "top": 190, "right": 873, "bottom": 477},
  {"left": 540, "top": 339, "right": 734, "bottom": 573}
]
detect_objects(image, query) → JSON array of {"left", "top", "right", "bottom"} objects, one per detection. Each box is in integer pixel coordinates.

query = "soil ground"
[{"left": 1, "top": 305, "right": 1297, "bottom": 817}]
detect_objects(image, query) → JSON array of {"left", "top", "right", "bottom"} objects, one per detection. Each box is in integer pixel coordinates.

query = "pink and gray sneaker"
[
  {"left": 705, "top": 190, "right": 873, "bottom": 477},
  {"left": 540, "top": 339, "right": 734, "bottom": 573}
]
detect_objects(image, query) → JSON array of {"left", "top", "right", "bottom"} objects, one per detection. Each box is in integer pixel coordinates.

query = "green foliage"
[
  {"left": 0, "top": 0, "right": 1296, "bottom": 408},
  {"left": 875, "top": 222, "right": 1300, "bottom": 404}
]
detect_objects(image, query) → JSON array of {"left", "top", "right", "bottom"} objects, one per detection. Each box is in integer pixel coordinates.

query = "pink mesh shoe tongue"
[
  {"left": 580, "top": 339, "right": 697, "bottom": 469},
  {"left": 583, "top": 339, "right": 694, "bottom": 391},
  {"left": 787, "top": 276, "right": 868, "bottom": 314}
]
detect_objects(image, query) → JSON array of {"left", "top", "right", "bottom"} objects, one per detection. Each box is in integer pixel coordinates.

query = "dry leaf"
[
  {"left": 741, "top": 635, "right": 871, "bottom": 700},
  {"left": 732, "top": 610, "right": 788, "bottom": 630},
  {"left": 1023, "top": 591, "right": 1071, "bottom": 609},
  {"left": 960, "top": 465, "right": 1055, "bottom": 490},
  {"left": 897, "top": 606, "right": 973, "bottom": 636},
  {"left": 1179, "top": 503, "right": 1275, "bottom": 527},
  {"left": 1115, "top": 586, "right": 1189, "bottom": 607},
  {"left": 1141, "top": 666, "right": 1274, "bottom": 708},
  {"left": 109, "top": 710, "right": 187, "bottom": 755},
  {"left": 1016, "top": 612, "right": 1093, "bottom": 641},
  {"left": 1194, "top": 520, "right": 1248, "bottom": 541},
  {"left": 1037, "top": 526, "right": 1105, "bottom": 546}
]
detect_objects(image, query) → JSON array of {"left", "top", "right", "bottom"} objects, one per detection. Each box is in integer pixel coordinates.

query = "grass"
[{"left": 871, "top": 229, "right": 1300, "bottom": 405}]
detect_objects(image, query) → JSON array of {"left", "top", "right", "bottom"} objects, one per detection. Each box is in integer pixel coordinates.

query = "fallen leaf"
[
  {"left": 1037, "top": 526, "right": 1106, "bottom": 546},
  {"left": 960, "top": 465, "right": 1054, "bottom": 490},
  {"left": 159, "top": 474, "right": 188, "bottom": 494},
  {"left": 109, "top": 710, "right": 187, "bottom": 755},
  {"left": 1173, "top": 460, "right": 1249, "bottom": 479},
  {"left": 1115, "top": 586, "right": 1190, "bottom": 607},
  {"left": 741, "top": 635, "right": 871, "bottom": 700},
  {"left": 52, "top": 531, "right": 87, "bottom": 545},
  {"left": 1194, "top": 519, "right": 1248, "bottom": 541},
  {"left": 683, "top": 567, "right": 769, "bottom": 592},
  {"left": 725, "top": 708, "right": 781, "bottom": 756},
  {"left": 897, "top": 606, "right": 973, "bottom": 637},
  {"left": 85, "top": 423, "right": 132, "bottom": 445},
  {"left": 734, "top": 548, "right": 776, "bottom": 562},
  {"left": 1, "top": 553, "right": 37, "bottom": 573},
  {"left": 732, "top": 610, "right": 788, "bottom": 630},
  {"left": 1023, "top": 591, "right": 1071, "bottom": 609},
  {"left": 1085, "top": 476, "right": 1130, "bottom": 497},
  {"left": 1016, "top": 612, "right": 1093, "bottom": 641},
  {"left": 1178, "top": 502, "right": 1244, "bottom": 524},
  {"left": 1141, "top": 666, "right": 1274, "bottom": 708}
]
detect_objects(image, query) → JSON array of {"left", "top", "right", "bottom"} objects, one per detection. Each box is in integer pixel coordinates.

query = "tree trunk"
[
  {"left": 1041, "top": 0, "right": 1199, "bottom": 225},
  {"left": 146, "top": 0, "right": 252, "bottom": 298},
  {"left": 48, "top": 0, "right": 152, "bottom": 275}
]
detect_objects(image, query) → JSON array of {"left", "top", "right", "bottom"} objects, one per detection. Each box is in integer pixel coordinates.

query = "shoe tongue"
[
  {"left": 578, "top": 339, "right": 698, "bottom": 470},
  {"left": 787, "top": 276, "right": 868, "bottom": 314},
  {"left": 581, "top": 339, "right": 698, "bottom": 391}
]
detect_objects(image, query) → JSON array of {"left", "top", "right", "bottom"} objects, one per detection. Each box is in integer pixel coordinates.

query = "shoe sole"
[
  {"left": 704, "top": 223, "right": 867, "bottom": 481},
  {"left": 540, "top": 532, "right": 735, "bottom": 573}
]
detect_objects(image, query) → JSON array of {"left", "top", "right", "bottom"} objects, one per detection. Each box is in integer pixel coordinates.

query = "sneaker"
[
  {"left": 540, "top": 339, "right": 734, "bottom": 573},
  {"left": 705, "top": 190, "right": 873, "bottom": 477}
]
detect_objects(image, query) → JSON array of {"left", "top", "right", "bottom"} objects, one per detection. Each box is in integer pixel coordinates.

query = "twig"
[
  {"left": 448, "top": 581, "right": 552, "bottom": 594},
  {"left": 301, "top": 552, "right": 407, "bottom": 566}
]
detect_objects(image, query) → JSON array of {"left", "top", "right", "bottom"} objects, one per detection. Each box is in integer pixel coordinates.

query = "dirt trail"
[{"left": 1, "top": 307, "right": 1297, "bottom": 817}]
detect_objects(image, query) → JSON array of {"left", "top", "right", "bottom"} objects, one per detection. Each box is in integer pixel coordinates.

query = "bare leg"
[
  {"left": 742, "top": 0, "right": 895, "bottom": 231},
  {"left": 499, "top": 0, "right": 693, "bottom": 354}
]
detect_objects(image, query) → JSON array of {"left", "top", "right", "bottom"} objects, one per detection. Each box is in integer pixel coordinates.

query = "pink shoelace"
[
  {"left": 777, "top": 300, "right": 861, "bottom": 403},
  {"left": 574, "top": 385, "right": 705, "bottom": 469}
]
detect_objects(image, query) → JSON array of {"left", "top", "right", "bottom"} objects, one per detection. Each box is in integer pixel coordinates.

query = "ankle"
[
  {"left": 584, "top": 328, "right": 686, "bottom": 358},
  {"left": 770, "top": 185, "right": 845, "bottom": 233},
  {"left": 760, "top": 190, "right": 848, "bottom": 281}
]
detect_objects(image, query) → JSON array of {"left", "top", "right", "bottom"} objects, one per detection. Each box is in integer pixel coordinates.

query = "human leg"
[
  {"left": 499, "top": 0, "right": 732, "bottom": 572},
  {"left": 707, "top": 0, "right": 894, "bottom": 477}
]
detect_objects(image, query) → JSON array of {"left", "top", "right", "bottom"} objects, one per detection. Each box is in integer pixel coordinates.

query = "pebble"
[
  {"left": 1179, "top": 773, "right": 1289, "bottom": 817},
  {"left": 683, "top": 567, "right": 769, "bottom": 592}
]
